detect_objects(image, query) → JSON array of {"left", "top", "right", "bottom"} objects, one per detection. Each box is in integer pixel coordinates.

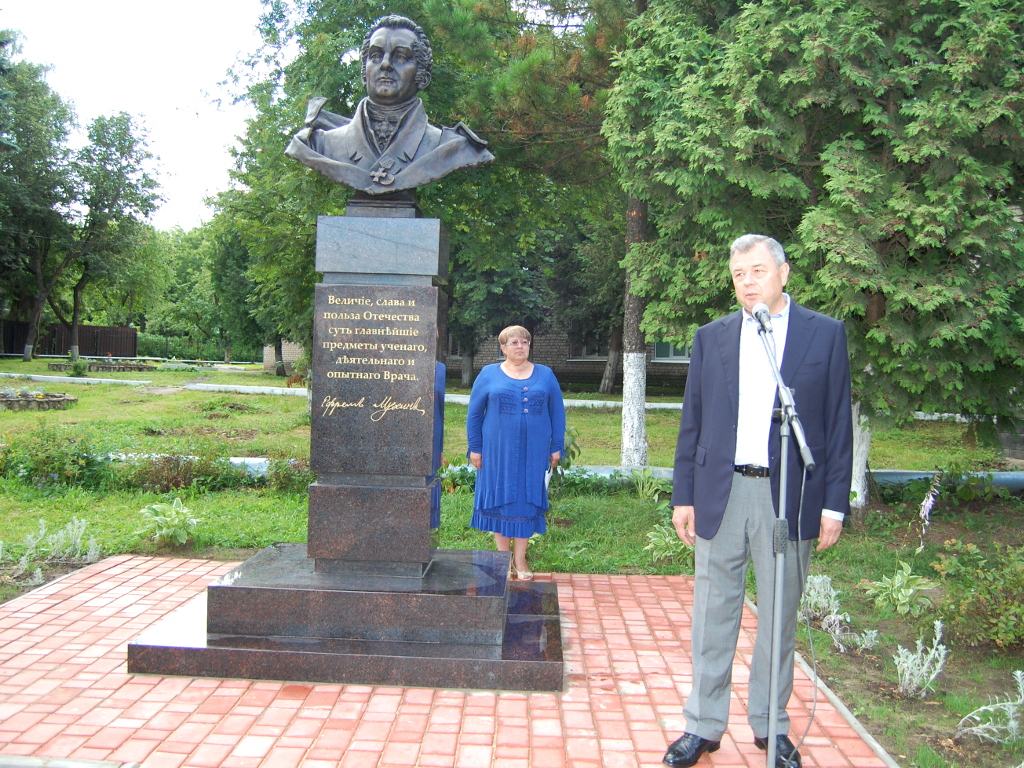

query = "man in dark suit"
[
  {"left": 285, "top": 15, "right": 494, "bottom": 194},
  {"left": 663, "top": 235, "right": 853, "bottom": 768}
]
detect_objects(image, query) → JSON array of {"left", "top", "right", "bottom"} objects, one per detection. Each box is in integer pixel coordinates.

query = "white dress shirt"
[{"left": 733, "top": 295, "right": 843, "bottom": 522}]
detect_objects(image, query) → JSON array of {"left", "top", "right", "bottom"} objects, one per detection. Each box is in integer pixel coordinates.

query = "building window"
[
  {"left": 653, "top": 341, "right": 691, "bottom": 362},
  {"left": 567, "top": 324, "right": 608, "bottom": 360},
  {"left": 447, "top": 334, "right": 462, "bottom": 359}
]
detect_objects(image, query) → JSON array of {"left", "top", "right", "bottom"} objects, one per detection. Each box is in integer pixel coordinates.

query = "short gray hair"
[{"left": 730, "top": 234, "right": 787, "bottom": 266}]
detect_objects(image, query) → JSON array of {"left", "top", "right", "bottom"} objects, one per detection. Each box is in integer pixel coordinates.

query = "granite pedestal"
[
  {"left": 128, "top": 545, "right": 562, "bottom": 691},
  {"left": 128, "top": 203, "right": 563, "bottom": 691}
]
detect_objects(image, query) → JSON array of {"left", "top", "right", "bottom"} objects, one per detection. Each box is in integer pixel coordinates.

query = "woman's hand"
[
  {"left": 469, "top": 451, "right": 482, "bottom": 470},
  {"left": 549, "top": 451, "right": 561, "bottom": 469}
]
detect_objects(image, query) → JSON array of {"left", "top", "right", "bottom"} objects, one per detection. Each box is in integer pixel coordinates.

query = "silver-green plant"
[
  {"left": 42, "top": 517, "right": 100, "bottom": 563},
  {"left": 894, "top": 620, "right": 948, "bottom": 698},
  {"left": 801, "top": 574, "right": 843, "bottom": 621},
  {"left": 801, "top": 575, "right": 878, "bottom": 653},
  {"left": 862, "top": 560, "right": 937, "bottom": 616},
  {"left": 955, "top": 670, "right": 1024, "bottom": 744},
  {"left": 0, "top": 517, "right": 97, "bottom": 588},
  {"left": 819, "top": 613, "right": 880, "bottom": 654},
  {"left": 136, "top": 498, "right": 201, "bottom": 546}
]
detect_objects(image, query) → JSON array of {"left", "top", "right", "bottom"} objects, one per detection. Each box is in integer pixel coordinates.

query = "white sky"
[{"left": 1, "top": 0, "right": 267, "bottom": 232}]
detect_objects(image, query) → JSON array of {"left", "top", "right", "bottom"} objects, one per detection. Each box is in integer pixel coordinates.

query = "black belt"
[{"left": 734, "top": 464, "right": 770, "bottom": 478}]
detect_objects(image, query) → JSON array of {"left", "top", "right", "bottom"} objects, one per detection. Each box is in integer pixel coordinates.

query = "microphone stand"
[{"left": 755, "top": 318, "right": 815, "bottom": 768}]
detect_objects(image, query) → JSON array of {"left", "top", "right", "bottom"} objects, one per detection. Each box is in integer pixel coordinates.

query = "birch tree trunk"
[
  {"left": 850, "top": 400, "right": 872, "bottom": 521},
  {"left": 620, "top": 197, "right": 648, "bottom": 467}
]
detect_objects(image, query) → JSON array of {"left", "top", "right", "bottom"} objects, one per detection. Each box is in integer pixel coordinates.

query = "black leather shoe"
[
  {"left": 663, "top": 732, "right": 721, "bottom": 767},
  {"left": 754, "top": 734, "right": 801, "bottom": 768}
]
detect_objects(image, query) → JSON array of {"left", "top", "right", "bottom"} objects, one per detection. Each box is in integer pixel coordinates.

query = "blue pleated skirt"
[
  {"left": 471, "top": 416, "right": 547, "bottom": 538},
  {"left": 471, "top": 499, "right": 547, "bottom": 539}
]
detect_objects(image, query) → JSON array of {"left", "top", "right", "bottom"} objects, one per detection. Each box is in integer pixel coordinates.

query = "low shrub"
[
  {"left": 551, "top": 467, "right": 631, "bottom": 498},
  {"left": 69, "top": 357, "right": 89, "bottom": 377},
  {"left": 125, "top": 452, "right": 251, "bottom": 493},
  {"left": 265, "top": 458, "right": 316, "bottom": 494},
  {"left": 933, "top": 540, "right": 1024, "bottom": 647},
  {"left": 1, "top": 424, "right": 116, "bottom": 490}
]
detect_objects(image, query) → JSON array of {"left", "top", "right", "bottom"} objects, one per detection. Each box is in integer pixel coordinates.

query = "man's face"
[
  {"left": 730, "top": 242, "right": 790, "bottom": 315},
  {"left": 364, "top": 27, "right": 420, "bottom": 107}
]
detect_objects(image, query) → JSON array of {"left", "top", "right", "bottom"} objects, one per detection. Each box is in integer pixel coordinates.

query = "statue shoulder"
[
  {"left": 304, "top": 97, "right": 352, "bottom": 131},
  {"left": 449, "top": 121, "right": 489, "bottom": 148}
]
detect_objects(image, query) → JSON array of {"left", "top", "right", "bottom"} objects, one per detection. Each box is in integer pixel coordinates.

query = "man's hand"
[
  {"left": 672, "top": 505, "right": 696, "bottom": 546},
  {"left": 816, "top": 517, "right": 843, "bottom": 551},
  {"left": 469, "top": 451, "right": 482, "bottom": 470}
]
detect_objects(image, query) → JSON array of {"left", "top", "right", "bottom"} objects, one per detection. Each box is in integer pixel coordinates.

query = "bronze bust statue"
[{"left": 285, "top": 15, "right": 495, "bottom": 194}]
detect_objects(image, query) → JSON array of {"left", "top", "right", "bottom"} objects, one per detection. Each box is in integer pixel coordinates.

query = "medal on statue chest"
[{"left": 371, "top": 155, "right": 396, "bottom": 186}]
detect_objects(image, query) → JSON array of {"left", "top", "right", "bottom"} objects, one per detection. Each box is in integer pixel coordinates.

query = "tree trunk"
[
  {"left": 70, "top": 266, "right": 88, "bottom": 362},
  {"left": 274, "top": 338, "right": 287, "bottom": 377},
  {"left": 850, "top": 400, "right": 872, "bottom": 522},
  {"left": 23, "top": 290, "right": 47, "bottom": 362},
  {"left": 461, "top": 351, "right": 475, "bottom": 387},
  {"left": 599, "top": 325, "right": 622, "bottom": 394},
  {"left": 22, "top": 246, "right": 75, "bottom": 362},
  {"left": 621, "top": 197, "right": 649, "bottom": 468}
]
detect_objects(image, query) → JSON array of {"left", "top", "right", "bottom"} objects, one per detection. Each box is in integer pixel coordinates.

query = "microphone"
[{"left": 752, "top": 302, "right": 773, "bottom": 334}]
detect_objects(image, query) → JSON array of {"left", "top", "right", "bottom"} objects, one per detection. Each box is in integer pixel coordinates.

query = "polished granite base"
[{"left": 127, "top": 545, "right": 563, "bottom": 691}]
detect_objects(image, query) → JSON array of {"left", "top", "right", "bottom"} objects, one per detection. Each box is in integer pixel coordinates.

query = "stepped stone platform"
[{"left": 128, "top": 544, "right": 563, "bottom": 691}]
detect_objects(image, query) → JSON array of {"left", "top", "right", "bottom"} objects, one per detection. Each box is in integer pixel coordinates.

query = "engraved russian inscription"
[{"left": 311, "top": 283, "right": 439, "bottom": 478}]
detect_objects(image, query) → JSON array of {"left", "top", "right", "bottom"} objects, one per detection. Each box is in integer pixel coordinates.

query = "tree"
[
  {"left": 207, "top": 224, "right": 267, "bottom": 362},
  {"left": 605, "top": 0, "right": 1024, "bottom": 501},
  {"left": 0, "top": 29, "right": 19, "bottom": 151},
  {"left": 146, "top": 228, "right": 223, "bottom": 353},
  {"left": 0, "top": 43, "right": 74, "bottom": 359},
  {"left": 62, "top": 113, "right": 159, "bottom": 359},
  {"left": 83, "top": 224, "right": 173, "bottom": 330}
]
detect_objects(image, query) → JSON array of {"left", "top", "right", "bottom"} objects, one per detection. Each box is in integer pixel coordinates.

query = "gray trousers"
[{"left": 683, "top": 473, "right": 812, "bottom": 741}]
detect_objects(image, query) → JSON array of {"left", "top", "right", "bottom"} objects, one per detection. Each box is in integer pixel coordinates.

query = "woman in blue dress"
[{"left": 467, "top": 325, "right": 566, "bottom": 580}]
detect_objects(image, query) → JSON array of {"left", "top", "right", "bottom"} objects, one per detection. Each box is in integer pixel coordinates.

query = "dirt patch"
[{"left": 143, "top": 386, "right": 184, "bottom": 395}]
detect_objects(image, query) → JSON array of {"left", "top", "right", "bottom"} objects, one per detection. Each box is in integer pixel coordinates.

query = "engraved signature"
[
  {"left": 321, "top": 395, "right": 365, "bottom": 417},
  {"left": 370, "top": 395, "right": 426, "bottom": 422}
]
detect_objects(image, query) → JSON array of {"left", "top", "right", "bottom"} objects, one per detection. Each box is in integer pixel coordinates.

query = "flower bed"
[
  {"left": 47, "top": 362, "right": 156, "bottom": 373},
  {"left": 0, "top": 392, "right": 78, "bottom": 411}
]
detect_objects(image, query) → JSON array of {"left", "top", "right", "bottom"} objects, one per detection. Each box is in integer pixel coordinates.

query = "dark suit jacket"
[
  {"left": 285, "top": 97, "right": 494, "bottom": 194},
  {"left": 670, "top": 302, "right": 853, "bottom": 541}
]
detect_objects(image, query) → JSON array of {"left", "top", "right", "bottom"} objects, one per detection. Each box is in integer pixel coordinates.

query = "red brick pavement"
[{"left": 0, "top": 556, "right": 894, "bottom": 768}]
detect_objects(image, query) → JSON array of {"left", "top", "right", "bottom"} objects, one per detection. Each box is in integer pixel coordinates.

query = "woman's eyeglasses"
[{"left": 503, "top": 340, "right": 530, "bottom": 348}]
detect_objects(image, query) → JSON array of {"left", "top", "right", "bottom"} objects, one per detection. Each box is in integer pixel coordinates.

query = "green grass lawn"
[
  {"left": 2, "top": 358, "right": 1004, "bottom": 470},
  {"left": 1, "top": 357, "right": 1021, "bottom": 768}
]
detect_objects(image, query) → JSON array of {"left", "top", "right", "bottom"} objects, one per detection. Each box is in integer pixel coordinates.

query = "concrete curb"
[{"left": 0, "top": 373, "right": 150, "bottom": 386}]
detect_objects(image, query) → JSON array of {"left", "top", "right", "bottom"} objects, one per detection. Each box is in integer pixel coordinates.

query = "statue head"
[{"left": 360, "top": 15, "right": 433, "bottom": 106}]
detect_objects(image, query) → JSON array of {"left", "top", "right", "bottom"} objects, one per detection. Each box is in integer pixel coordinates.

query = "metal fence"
[{"left": 0, "top": 321, "right": 137, "bottom": 357}]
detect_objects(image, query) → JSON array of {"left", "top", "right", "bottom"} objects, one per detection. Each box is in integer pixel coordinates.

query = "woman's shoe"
[{"left": 512, "top": 565, "right": 534, "bottom": 581}]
